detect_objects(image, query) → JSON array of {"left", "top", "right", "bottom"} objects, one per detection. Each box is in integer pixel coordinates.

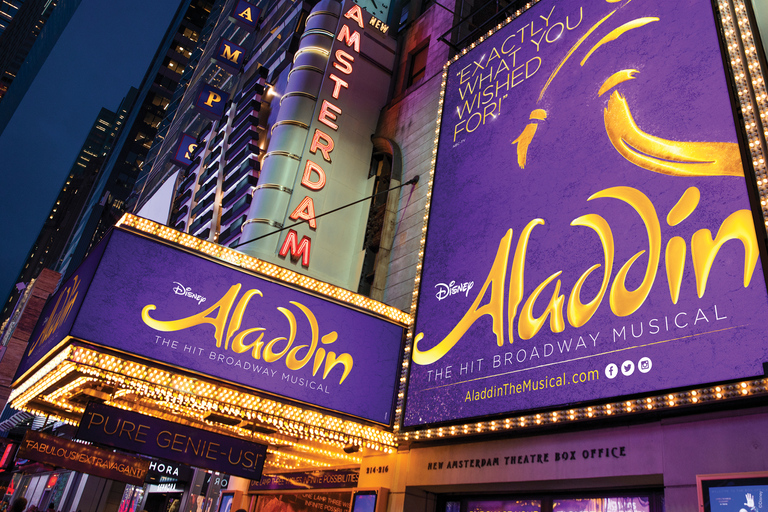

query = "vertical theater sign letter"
[{"left": 279, "top": 4, "right": 365, "bottom": 268}]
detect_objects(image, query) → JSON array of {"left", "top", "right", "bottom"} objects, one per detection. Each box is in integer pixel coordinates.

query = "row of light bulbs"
[
  {"left": 117, "top": 214, "right": 411, "bottom": 325},
  {"left": 400, "top": 379, "right": 768, "bottom": 441},
  {"left": 718, "top": 0, "right": 768, "bottom": 225},
  {"left": 12, "top": 344, "right": 396, "bottom": 471},
  {"left": 69, "top": 346, "right": 396, "bottom": 448}
]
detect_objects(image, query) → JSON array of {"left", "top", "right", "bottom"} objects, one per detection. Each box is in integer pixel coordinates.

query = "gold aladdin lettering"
[
  {"left": 141, "top": 286, "right": 353, "bottom": 384},
  {"left": 413, "top": 186, "right": 758, "bottom": 365},
  {"left": 27, "top": 276, "right": 81, "bottom": 355}
]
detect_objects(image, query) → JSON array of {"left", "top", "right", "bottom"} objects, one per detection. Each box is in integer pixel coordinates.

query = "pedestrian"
[{"left": 8, "top": 498, "right": 26, "bottom": 512}]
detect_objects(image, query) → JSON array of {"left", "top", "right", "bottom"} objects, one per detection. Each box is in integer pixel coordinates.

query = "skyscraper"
[
  {"left": 0, "top": 0, "right": 81, "bottom": 135},
  {"left": 54, "top": 0, "right": 215, "bottom": 277},
  {"left": 0, "top": 91, "right": 133, "bottom": 327}
]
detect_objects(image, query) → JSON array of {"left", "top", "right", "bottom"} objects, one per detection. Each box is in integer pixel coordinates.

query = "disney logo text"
[
  {"left": 173, "top": 282, "right": 207, "bottom": 305},
  {"left": 436, "top": 281, "right": 475, "bottom": 301}
]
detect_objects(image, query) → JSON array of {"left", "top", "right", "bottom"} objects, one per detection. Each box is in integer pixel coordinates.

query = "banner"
[
  {"left": 18, "top": 430, "right": 149, "bottom": 485},
  {"left": 77, "top": 403, "right": 267, "bottom": 481},
  {"left": 249, "top": 469, "right": 359, "bottom": 490},
  {"left": 253, "top": 492, "right": 352, "bottom": 512}
]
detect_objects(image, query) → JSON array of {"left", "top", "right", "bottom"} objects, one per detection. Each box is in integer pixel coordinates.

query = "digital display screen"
[
  {"left": 701, "top": 474, "right": 768, "bottom": 512},
  {"left": 20, "top": 228, "right": 404, "bottom": 424},
  {"left": 351, "top": 492, "right": 377, "bottom": 512}
]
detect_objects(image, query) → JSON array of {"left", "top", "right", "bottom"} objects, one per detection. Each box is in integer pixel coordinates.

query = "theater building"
[{"left": 6, "top": 0, "right": 768, "bottom": 512}]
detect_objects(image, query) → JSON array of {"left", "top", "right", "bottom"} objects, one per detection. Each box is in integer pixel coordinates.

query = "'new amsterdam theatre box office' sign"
[
  {"left": 14, "top": 225, "right": 405, "bottom": 425},
  {"left": 404, "top": 0, "right": 768, "bottom": 427}
]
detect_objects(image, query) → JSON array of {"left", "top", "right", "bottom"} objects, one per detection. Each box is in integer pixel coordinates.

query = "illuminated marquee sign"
[
  {"left": 403, "top": 0, "right": 768, "bottom": 427},
  {"left": 15, "top": 233, "right": 110, "bottom": 381},
  {"left": 195, "top": 83, "right": 229, "bottom": 120},
  {"left": 171, "top": 133, "right": 199, "bottom": 168},
  {"left": 214, "top": 38, "right": 246, "bottom": 74},
  {"left": 77, "top": 403, "right": 267, "bottom": 480},
  {"left": 17, "top": 227, "right": 404, "bottom": 424}
]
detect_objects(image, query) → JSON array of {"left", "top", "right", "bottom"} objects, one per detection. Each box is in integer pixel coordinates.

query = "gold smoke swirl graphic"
[
  {"left": 598, "top": 69, "right": 638, "bottom": 96},
  {"left": 512, "top": 109, "right": 547, "bottom": 168},
  {"left": 509, "top": 6, "right": 742, "bottom": 178},
  {"left": 604, "top": 91, "right": 743, "bottom": 177},
  {"left": 580, "top": 17, "right": 659, "bottom": 66},
  {"left": 537, "top": 10, "right": 617, "bottom": 102}
]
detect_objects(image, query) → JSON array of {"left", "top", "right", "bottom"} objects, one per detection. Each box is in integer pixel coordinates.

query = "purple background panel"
[
  {"left": 77, "top": 403, "right": 267, "bottom": 481},
  {"left": 14, "top": 230, "right": 111, "bottom": 382},
  {"left": 71, "top": 229, "right": 403, "bottom": 424},
  {"left": 231, "top": 1, "right": 260, "bottom": 32},
  {"left": 404, "top": 0, "right": 768, "bottom": 427},
  {"left": 214, "top": 38, "right": 246, "bottom": 74}
]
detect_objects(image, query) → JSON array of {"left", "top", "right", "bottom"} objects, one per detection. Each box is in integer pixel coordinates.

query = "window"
[
  {"left": 163, "top": 57, "right": 184, "bottom": 75},
  {"left": 143, "top": 112, "right": 162, "bottom": 129},
  {"left": 173, "top": 43, "right": 192, "bottom": 58},
  {"left": 182, "top": 27, "right": 199, "bottom": 42},
  {"left": 407, "top": 43, "right": 428, "bottom": 88},
  {"left": 151, "top": 95, "right": 170, "bottom": 109}
]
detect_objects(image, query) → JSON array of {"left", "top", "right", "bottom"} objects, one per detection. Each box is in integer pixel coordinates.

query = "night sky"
[{"left": 0, "top": 0, "right": 181, "bottom": 307}]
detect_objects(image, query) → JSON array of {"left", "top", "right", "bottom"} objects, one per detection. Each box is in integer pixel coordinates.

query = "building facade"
[
  {"left": 55, "top": 0, "right": 216, "bottom": 279},
  {"left": 0, "top": 0, "right": 82, "bottom": 135},
  {"left": 5, "top": 1, "right": 768, "bottom": 512},
  {"left": 0, "top": 94, "right": 134, "bottom": 328}
]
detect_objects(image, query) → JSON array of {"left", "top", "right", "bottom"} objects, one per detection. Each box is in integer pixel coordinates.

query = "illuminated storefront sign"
[
  {"left": 18, "top": 430, "right": 149, "bottom": 485},
  {"left": 214, "top": 38, "right": 246, "bottom": 74},
  {"left": 230, "top": 0, "right": 260, "bottom": 32},
  {"left": 195, "top": 83, "right": 229, "bottom": 120},
  {"left": 77, "top": 403, "right": 267, "bottom": 480},
  {"left": 17, "top": 227, "right": 404, "bottom": 424},
  {"left": 403, "top": 0, "right": 768, "bottom": 426},
  {"left": 145, "top": 459, "right": 194, "bottom": 483},
  {"left": 171, "top": 133, "right": 199, "bottom": 167}
]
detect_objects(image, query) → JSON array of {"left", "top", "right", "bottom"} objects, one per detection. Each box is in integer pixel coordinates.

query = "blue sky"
[{"left": 0, "top": 0, "right": 181, "bottom": 307}]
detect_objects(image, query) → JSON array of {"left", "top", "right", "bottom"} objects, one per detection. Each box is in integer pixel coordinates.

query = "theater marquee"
[
  {"left": 403, "top": 0, "right": 768, "bottom": 427},
  {"left": 16, "top": 224, "right": 405, "bottom": 426}
]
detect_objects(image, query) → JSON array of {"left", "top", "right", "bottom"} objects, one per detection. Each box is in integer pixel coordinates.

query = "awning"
[{"left": 0, "top": 411, "right": 33, "bottom": 432}]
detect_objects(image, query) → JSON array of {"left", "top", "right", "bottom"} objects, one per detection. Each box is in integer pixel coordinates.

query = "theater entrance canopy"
[{"left": 9, "top": 214, "right": 409, "bottom": 472}]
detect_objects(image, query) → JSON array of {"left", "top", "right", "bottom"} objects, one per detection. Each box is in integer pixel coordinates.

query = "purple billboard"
[
  {"left": 19, "top": 228, "right": 403, "bottom": 424},
  {"left": 403, "top": 0, "right": 768, "bottom": 427}
]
